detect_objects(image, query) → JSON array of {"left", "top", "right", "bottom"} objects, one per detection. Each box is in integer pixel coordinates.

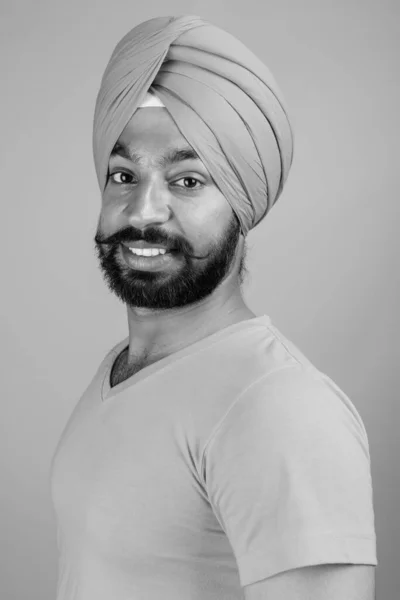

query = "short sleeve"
[{"left": 202, "top": 366, "right": 378, "bottom": 587}]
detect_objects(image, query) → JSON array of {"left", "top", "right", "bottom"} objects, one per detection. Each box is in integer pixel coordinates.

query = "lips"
[
  {"left": 120, "top": 243, "right": 179, "bottom": 272},
  {"left": 121, "top": 241, "right": 175, "bottom": 251}
]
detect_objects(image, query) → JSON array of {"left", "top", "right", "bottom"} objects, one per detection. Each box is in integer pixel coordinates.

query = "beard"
[{"left": 93, "top": 212, "right": 247, "bottom": 310}]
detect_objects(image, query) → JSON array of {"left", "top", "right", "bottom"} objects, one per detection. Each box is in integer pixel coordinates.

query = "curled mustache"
[{"left": 94, "top": 230, "right": 210, "bottom": 260}]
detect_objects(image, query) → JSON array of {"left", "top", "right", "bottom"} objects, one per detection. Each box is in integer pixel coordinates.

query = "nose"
[{"left": 123, "top": 178, "right": 171, "bottom": 228}]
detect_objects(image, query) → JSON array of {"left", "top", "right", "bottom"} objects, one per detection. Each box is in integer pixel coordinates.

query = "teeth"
[{"left": 129, "top": 247, "right": 167, "bottom": 257}]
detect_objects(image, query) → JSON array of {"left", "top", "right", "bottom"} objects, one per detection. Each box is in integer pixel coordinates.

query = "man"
[{"left": 50, "top": 15, "right": 377, "bottom": 600}]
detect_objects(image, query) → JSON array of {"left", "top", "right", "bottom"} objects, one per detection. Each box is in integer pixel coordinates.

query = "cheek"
[
  {"left": 181, "top": 190, "right": 228, "bottom": 231},
  {"left": 100, "top": 194, "right": 125, "bottom": 221},
  {"left": 181, "top": 207, "right": 228, "bottom": 252}
]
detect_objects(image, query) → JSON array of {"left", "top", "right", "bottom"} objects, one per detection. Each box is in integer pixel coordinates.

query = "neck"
[{"left": 125, "top": 290, "right": 255, "bottom": 363}]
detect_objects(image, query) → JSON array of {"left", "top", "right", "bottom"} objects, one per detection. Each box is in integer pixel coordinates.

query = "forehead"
[{"left": 115, "top": 107, "right": 188, "bottom": 154}]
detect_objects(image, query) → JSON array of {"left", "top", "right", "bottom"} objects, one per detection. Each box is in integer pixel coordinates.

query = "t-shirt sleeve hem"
[{"left": 236, "top": 533, "right": 378, "bottom": 587}]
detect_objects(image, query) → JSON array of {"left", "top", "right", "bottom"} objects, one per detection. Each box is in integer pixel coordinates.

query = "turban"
[{"left": 93, "top": 15, "right": 294, "bottom": 237}]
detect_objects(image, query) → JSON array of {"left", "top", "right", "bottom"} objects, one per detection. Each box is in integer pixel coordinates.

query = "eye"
[
  {"left": 109, "top": 171, "right": 135, "bottom": 185},
  {"left": 173, "top": 177, "right": 203, "bottom": 190}
]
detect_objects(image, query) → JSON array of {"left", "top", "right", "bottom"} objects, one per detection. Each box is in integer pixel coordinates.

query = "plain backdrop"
[{"left": 1, "top": 0, "right": 399, "bottom": 598}]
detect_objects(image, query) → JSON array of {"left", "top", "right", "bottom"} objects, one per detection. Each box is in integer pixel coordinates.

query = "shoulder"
[{"left": 209, "top": 364, "right": 368, "bottom": 452}]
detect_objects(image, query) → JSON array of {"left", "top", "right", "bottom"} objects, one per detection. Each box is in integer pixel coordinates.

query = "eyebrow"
[{"left": 110, "top": 141, "right": 201, "bottom": 168}]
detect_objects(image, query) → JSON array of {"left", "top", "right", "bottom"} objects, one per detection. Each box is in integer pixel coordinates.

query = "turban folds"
[{"left": 93, "top": 15, "right": 294, "bottom": 237}]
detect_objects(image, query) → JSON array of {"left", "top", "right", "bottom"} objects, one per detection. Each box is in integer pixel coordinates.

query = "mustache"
[{"left": 94, "top": 228, "right": 209, "bottom": 260}]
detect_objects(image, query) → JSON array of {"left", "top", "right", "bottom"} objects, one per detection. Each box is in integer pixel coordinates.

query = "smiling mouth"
[
  {"left": 127, "top": 248, "right": 169, "bottom": 257},
  {"left": 120, "top": 244, "right": 181, "bottom": 271},
  {"left": 120, "top": 241, "right": 179, "bottom": 252}
]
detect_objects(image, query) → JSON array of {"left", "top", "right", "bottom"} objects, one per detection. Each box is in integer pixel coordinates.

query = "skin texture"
[{"left": 94, "top": 107, "right": 255, "bottom": 368}]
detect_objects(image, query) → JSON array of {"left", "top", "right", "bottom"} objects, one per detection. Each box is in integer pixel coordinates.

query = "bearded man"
[{"left": 50, "top": 15, "right": 377, "bottom": 600}]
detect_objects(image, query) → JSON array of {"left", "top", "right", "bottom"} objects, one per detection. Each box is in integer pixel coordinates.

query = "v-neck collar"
[{"left": 101, "top": 314, "right": 271, "bottom": 403}]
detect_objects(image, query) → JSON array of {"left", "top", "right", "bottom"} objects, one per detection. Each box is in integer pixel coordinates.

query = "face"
[{"left": 94, "top": 108, "right": 247, "bottom": 310}]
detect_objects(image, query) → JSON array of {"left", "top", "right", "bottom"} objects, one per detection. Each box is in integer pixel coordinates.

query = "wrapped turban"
[{"left": 93, "top": 15, "right": 294, "bottom": 237}]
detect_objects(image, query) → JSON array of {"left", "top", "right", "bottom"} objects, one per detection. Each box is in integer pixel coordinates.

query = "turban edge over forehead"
[{"left": 93, "top": 15, "right": 294, "bottom": 237}]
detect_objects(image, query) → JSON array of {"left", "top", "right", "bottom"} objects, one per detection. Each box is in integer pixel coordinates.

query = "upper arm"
[
  {"left": 244, "top": 564, "right": 375, "bottom": 600},
  {"left": 203, "top": 368, "right": 378, "bottom": 587}
]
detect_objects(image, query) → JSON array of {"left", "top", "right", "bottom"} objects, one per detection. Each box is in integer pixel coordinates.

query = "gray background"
[{"left": 1, "top": 0, "right": 398, "bottom": 598}]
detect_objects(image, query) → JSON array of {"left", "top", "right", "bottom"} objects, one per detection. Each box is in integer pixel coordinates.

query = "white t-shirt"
[{"left": 50, "top": 314, "right": 377, "bottom": 599}]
